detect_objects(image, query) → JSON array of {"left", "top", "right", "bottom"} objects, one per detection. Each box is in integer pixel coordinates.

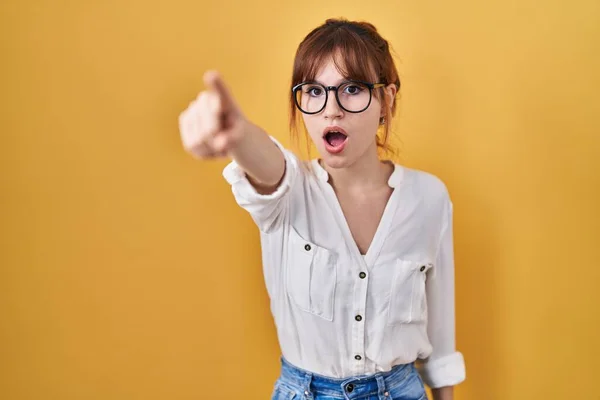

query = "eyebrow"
[{"left": 311, "top": 78, "right": 349, "bottom": 86}]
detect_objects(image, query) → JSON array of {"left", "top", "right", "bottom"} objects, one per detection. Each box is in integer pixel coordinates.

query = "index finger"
[{"left": 203, "top": 70, "right": 237, "bottom": 111}]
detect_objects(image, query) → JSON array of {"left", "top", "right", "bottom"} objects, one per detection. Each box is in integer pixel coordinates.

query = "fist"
[{"left": 179, "top": 71, "right": 246, "bottom": 159}]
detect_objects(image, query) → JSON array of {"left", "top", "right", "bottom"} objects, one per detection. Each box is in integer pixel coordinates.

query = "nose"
[{"left": 323, "top": 89, "right": 343, "bottom": 120}]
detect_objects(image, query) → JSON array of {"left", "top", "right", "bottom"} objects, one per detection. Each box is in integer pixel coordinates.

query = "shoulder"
[
  {"left": 400, "top": 165, "right": 451, "bottom": 203},
  {"left": 399, "top": 165, "right": 454, "bottom": 233}
]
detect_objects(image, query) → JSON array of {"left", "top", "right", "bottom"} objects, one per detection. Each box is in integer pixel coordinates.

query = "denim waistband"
[{"left": 277, "top": 357, "right": 416, "bottom": 399}]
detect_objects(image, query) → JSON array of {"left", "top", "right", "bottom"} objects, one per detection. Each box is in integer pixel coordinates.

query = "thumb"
[{"left": 203, "top": 70, "right": 238, "bottom": 113}]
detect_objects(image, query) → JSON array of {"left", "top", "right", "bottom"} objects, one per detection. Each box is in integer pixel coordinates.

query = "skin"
[
  {"left": 178, "top": 70, "right": 285, "bottom": 194},
  {"left": 300, "top": 57, "right": 398, "bottom": 257},
  {"left": 300, "top": 57, "right": 395, "bottom": 190}
]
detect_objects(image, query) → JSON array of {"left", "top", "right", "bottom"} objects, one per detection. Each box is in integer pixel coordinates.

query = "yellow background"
[{"left": 1, "top": 1, "right": 599, "bottom": 399}]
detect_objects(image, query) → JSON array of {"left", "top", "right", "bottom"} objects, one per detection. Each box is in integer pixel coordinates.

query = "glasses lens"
[
  {"left": 294, "top": 81, "right": 372, "bottom": 114},
  {"left": 295, "top": 83, "right": 326, "bottom": 114},
  {"left": 337, "top": 82, "right": 371, "bottom": 112}
]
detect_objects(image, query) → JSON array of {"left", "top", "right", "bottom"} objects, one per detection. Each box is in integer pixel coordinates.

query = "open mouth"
[
  {"left": 322, "top": 126, "right": 348, "bottom": 154},
  {"left": 324, "top": 131, "right": 348, "bottom": 147}
]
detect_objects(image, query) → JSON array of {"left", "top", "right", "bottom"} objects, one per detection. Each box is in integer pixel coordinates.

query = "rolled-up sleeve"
[
  {"left": 418, "top": 199, "right": 466, "bottom": 388},
  {"left": 222, "top": 136, "right": 300, "bottom": 233}
]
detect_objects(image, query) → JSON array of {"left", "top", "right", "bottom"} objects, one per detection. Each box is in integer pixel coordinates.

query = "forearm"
[
  {"left": 229, "top": 121, "right": 286, "bottom": 192},
  {"left": 432, "top": 386, "right": 453, "bottom": 400}
]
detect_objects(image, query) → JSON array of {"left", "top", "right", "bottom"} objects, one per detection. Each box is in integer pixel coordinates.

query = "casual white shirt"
[{"left": 222, "top": 137, "right": 466, "bottom": 388}]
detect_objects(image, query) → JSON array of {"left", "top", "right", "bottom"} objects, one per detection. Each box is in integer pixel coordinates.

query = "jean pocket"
[
  {"left": 387, "top": 366, "right": 428, "bottom": 400},
  {"left": 285, "top": 227, "right": 337, "bottom": 321},
  {"left": 387, "top": 260, "right": 433, "bottom": 325},
  {"left": 271, "top": 383, "right": 298, "bottom": 400}
]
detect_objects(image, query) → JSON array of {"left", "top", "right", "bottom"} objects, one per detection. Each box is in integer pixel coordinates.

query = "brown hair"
[{"left": 289, "top": 18, "right": 401, "bottom": 159}]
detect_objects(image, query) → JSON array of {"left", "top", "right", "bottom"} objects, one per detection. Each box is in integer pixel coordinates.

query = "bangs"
[{"left": 293, "top": 28, "right": 380, "bottom": 85}]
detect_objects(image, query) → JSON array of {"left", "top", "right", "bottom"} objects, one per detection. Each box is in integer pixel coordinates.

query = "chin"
[{"left": 319, "top": 152, "right": 355, "bottom": 169}]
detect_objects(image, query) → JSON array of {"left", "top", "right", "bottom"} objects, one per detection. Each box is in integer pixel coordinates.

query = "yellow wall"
[{"left": 1, "top": 1, "right": 599, "bottom": 399}]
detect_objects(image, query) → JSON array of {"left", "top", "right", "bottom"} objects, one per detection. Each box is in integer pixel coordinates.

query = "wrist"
[{"left": 227, "top": 117, "right": 254, "bottom": 157}]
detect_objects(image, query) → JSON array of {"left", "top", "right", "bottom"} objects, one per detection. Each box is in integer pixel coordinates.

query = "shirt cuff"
[
  {"left": 222, "top": 135, "right": 296, "bottom": 203},
  {"left": 418, "top": 351, "right": 466, "bottom": 388}
]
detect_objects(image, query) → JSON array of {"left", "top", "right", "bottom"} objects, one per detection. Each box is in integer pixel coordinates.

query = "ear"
[{"left": 380, "top": 83, "right": 398, "bottom": 117}]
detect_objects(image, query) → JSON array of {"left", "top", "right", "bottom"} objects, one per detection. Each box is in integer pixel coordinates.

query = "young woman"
[{"left": 179, "top": 18, "right": 465, "bottom": 400}]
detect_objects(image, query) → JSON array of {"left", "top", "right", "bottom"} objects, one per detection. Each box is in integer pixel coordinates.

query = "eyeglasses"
[{"left": 292, "top": 80, "right": 386, "bottom": 114}]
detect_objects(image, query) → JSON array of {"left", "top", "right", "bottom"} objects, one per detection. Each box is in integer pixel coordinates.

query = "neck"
[{"left": 321, "top": 144, "right": 392, "bottom": 192}]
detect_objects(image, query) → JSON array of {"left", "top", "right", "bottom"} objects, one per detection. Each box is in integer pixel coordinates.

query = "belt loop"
[
  {"left": 376, "top": 375, "right": 388, "bottom": 399},
  {"left": 301, "top": 372, "right": 314, "bottom": 399}
]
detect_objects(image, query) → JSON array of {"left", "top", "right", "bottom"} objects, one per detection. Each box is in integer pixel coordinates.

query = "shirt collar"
[{"left": 311, "top": 159, "right": 404, "bottom": 188}]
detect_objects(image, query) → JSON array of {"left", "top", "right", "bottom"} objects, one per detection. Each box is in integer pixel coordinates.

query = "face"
[{"left": 299, "top": 58, "right": 395, "bottom": 169}]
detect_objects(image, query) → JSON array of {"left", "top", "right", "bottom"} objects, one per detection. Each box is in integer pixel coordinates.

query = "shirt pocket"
[
  {"left": 285, "top": 227, "right": 337, "bottom": 321},
  {"left": 387, "top": 260, "right": 433, "bottom": 325}
]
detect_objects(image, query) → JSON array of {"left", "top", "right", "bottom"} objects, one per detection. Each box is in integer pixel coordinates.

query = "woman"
[{"left": 179, "top": 18, "right": 465, "bottom": 400}]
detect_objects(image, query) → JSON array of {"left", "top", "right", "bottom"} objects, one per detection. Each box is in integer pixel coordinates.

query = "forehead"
[
  {"left": 313, "top": 58, "right": 344, "bottom": 82},
  {"left": 308, "top": 50, "right": 376, "bottom": 84}
]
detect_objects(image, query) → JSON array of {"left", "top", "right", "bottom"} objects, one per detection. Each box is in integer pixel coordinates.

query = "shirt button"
[
  {"left": 346, "top": 383, "right": 354, "bottom": 392},
  {"left": 355, "top": 315, "right": 362, "bottom": 321},
  {"left": 304, "top": 244, "right": 311, "bottom": 251},
  {"left": 420, "top": 265, "right": 426, "bottom": 272},
  {"left": 359, "top": 272, "right": 366, "bottom": 279},
  {"left": 354, "top": 355, "right": 362, "bottom": 361}
]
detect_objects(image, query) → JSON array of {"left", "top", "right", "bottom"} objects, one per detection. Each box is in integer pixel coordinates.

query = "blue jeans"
[{"left": 272, "top": 357, "right": 428, "bottom": 400}]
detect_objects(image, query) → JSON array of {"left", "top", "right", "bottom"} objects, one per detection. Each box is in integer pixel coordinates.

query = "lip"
[
  {"left": 322, "top": 125, "right": 348, "bottom": 154},
  {"left": 322, "top": 126, "right": 348, "bottom": 137}
]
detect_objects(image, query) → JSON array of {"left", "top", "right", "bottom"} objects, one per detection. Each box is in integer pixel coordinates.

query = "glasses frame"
[{"left": 292, "top": 80, "right": 387, "bottom": 115}]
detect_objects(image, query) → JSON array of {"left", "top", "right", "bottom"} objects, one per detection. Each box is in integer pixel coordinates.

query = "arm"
[
  {"left": 432, "top": 386, "right": 453, "bottom": 400},
  {"left": 179, "top": 70, "right": 285, "bottom": 194},
  {"left": 227, "top": 121, "right": 286, "bottom": 194},
  {"left": 417, "top": 199, "right": 466, "bottom": 391},
  {"left": 179, "top": 71, "right": 296, "bottom": 232}
]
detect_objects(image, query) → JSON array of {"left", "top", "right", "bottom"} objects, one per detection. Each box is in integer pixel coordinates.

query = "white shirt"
[{"left": 223, "top": 137, "right": 466, "bottom": 388}]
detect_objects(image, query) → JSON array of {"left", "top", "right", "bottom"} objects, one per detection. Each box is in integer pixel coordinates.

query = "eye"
[
  {"left": 304, "top": 85, "right": 324, "bottom": 97},
  {"left": 342, "top": 83, "right": 364, "bottom": 95}
]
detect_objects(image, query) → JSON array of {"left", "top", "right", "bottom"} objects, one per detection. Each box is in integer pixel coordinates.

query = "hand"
[{"left": 178, "top": 71, "right": 247, "bottom": 159}]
